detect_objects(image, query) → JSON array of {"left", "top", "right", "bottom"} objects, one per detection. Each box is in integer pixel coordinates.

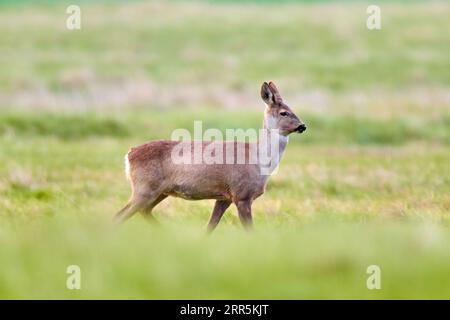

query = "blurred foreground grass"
[
  {"left": 0, "top": 1, "right": 449, "bottom": 299},
  {"left": 1, "top": 218, "right": 450, "bottom": 299}
]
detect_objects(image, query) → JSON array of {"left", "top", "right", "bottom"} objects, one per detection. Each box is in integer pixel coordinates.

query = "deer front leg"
[
  {"left": 207, "top": 200, "right": 232, "bottom": 233},
  {"left": 236, "top": 200, "right": 253, "bottom": 229}
]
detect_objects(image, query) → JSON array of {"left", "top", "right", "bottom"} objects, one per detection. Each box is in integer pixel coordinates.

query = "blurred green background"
[{"left": 0, "top": 0, "right": 449, "bottom": 299}]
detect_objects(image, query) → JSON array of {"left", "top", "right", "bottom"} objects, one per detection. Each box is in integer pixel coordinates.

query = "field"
[{"left": 0, "top": 1, "right": 449, "bottom": 299}]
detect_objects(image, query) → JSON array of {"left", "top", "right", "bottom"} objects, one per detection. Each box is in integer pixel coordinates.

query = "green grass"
[
  {"left": 0, "top": 2, "right": 449, "bottom": 91},
  {"left": 1, "top": 111, "right": 449, "bottom": 144},
  {"left": 2, "top": 219, "right": 450, "bottom": 299},
  {"left": 0, "top": 1, "right": 449, "bottom": 299}
]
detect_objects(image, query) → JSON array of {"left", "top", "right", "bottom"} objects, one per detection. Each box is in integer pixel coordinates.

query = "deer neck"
[{"left": 258, "top": 120, "right": 289, "bottom": 177}]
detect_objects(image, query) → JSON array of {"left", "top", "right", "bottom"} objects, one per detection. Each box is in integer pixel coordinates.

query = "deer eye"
[{"left": 280, "top": 111, "right": 289, "bottom": 117}]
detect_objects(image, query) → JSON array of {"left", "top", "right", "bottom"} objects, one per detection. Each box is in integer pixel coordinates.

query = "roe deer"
[{"left": 115, "top": 81, "right": 306, "bottom": 231}]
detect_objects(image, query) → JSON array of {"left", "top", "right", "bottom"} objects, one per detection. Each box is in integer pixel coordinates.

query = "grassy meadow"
[{"left": 0, "top": 1, "right": 449, "bottom": 299}]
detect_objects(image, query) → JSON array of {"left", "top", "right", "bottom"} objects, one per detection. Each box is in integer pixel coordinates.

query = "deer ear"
[
  {"left": 268, "top": 82, "right": 283, "bottom": 104},
  {"left": 261, "top": 82, "right": 274, "bottom": 105}
]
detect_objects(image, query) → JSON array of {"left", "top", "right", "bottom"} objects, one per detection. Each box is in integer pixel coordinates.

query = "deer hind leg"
[
  {"left": 114, "top": 190, "right": 164, "bottom": 225},
  {"left": 236, "top": 200, "right": 253, "bottom": 230},
  {"left": 207, "top": 200, "right": 232, "bottom": 233},
  {"left": 114, "top": 199, "right": 142, "bottom": 224},
  {"left": 141, "top": 194, "right": 168, "bottom": 223}
]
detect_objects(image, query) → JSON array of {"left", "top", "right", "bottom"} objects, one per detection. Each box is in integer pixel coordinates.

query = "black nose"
[{"left": 296, "top": 124, "right": 307, "bottom": 133}]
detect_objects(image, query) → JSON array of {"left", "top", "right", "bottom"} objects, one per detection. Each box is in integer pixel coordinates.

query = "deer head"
[{"left": 261, "top": 81, "right": 306, "bottom": 136}]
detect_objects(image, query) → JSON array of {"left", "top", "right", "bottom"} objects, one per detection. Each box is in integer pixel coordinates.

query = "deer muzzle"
[{"left": 296, "top": 124, "right": 307, "bottom": 133}]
